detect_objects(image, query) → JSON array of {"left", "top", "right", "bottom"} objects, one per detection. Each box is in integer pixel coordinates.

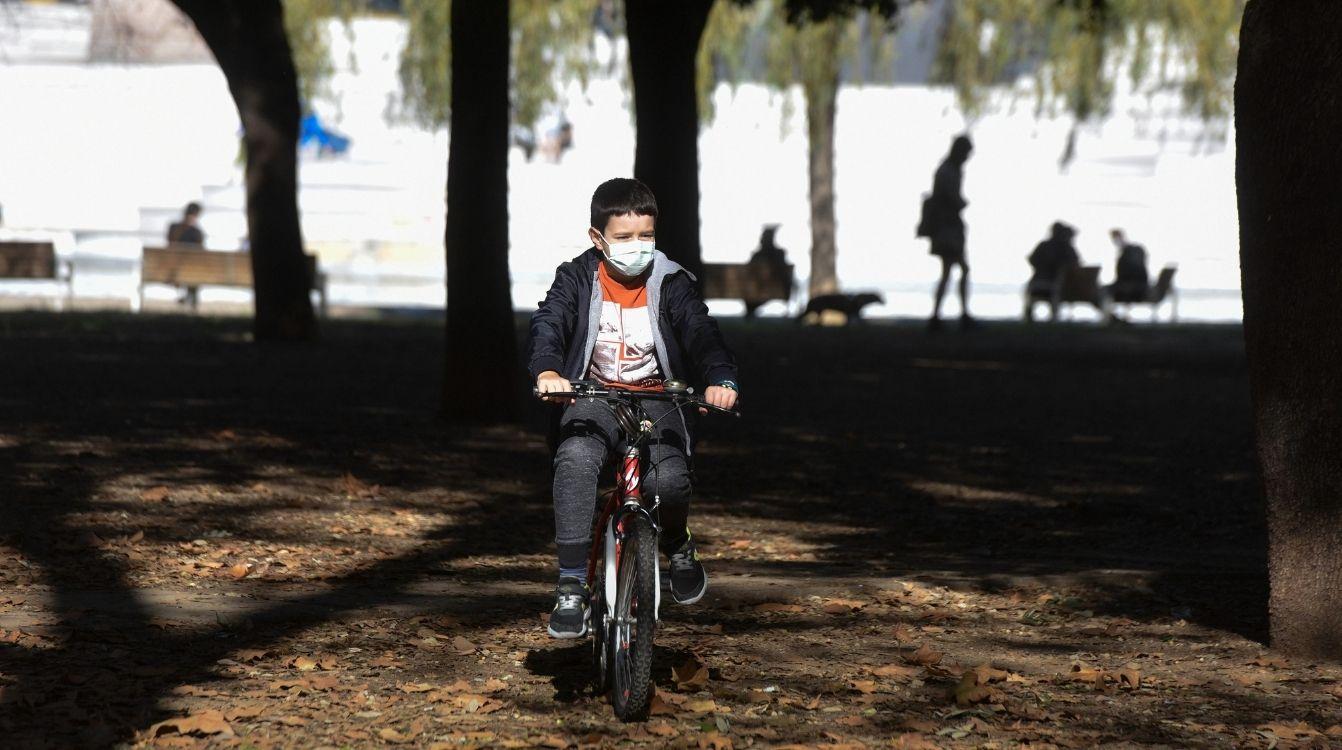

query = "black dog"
[{"left": 798, "top": 292, "right": 885, "bottom": 325}]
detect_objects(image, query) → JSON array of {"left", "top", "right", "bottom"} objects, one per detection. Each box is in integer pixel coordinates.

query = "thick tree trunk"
[
  {"left": 626, "top": 0, "right": 713, "bottom": 282},
  {"left": 1236, "top": 0, "right": 1342, "bottom": 658},
  {"left": 442, "top": 0, "right": 518, "bottom": 422},
  {"left": 804, "top": 65, "right": 841, "bottom": 298},
  {"left": 171, "top": 0, "right": 316, "bottom": 342}
]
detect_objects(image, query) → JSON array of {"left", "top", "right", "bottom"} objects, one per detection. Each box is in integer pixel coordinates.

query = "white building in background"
[{"left": 0, "top": 0, "right": 1241, "bottom": 320}]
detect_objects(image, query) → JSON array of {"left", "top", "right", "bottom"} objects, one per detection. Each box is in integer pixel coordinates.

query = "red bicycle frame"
[{"left": 585, "top": 445, "right": 643, "bottom": 584}]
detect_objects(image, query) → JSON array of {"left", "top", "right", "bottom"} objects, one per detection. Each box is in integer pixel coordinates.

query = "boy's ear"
[{"left": 588, "top": 227, "right": 605, "bottom": 250}]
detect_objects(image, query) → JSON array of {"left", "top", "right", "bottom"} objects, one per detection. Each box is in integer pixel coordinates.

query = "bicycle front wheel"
[{"left": 609, "top": 513, "right": 657, "bottom": 721}]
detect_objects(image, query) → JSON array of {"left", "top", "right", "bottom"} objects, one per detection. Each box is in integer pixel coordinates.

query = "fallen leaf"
[
  {"left": 1259, "top": 721, "right": 1321, "bottom": 741},
  {"left": 971, "top": 664, "right": 1010, "bottom": 683},
  {"left": 452, "top": 636, "right": 477, "bottom": 655},
  {"left": 697, "top": 731, "right": 733, "bottom": 750},
  {"left": 228, "top": 563, "right": 251, "bottom": 579},
  {"left": 126, "top": 530, "right": 145, "bottom": 544},
  {"left": 1118, "top": 668, "right": 1141, "bottom": 689},
  {"left": 235, "top": 649, "right": 269, "bottom": 663},
  {"left": 872, "top": 663, "right": 921, "bottom": 681},
  {"left": 649, "top": 692, "right": 677, "bottom": 716},
  {"left": 1253, "top": 655, "right": 1290, "bottom": 669},
  {"left": 290, "top": 656, "right": 318, "bottom": 671},
  {"left": 401, "top": 682, "right": 435, "bottom": 693},
  {"left": 673, "top": 655, "right": 709, "bottom": 690},
  {"left": 223, "top": 704, "right": 264, "bottom": 721},
  {"left": 850, "top": 680, "right": 878, "bottom": 694},
  {"left": 379, "top": 727, "right": 412, "bottom": 744},
  {"left": 646, "top": 721, "right": 678, "bottom": 738},
  {"left": 308, "top": 675, "right": 340, "bottom": 691},
  {"left": 822, "top": 598, "right": 867, "bottom": 614},
  {"left": 891, "top": 733, "right": 942, "bottom": 749},
  {"left": 274, "top": 716, "right": 307, "bottom": 726},
  {"left": 685, "top": 698, "right": 717, "bottom": 713},
  {"left": 904, "top": 645, "right": 943, "bottom": 666},
  {"left": 954, "top": 670, "right": 1004, "bottom": 707},
  {"left": 140, "top": 486, "right": 170, "bottom": 502},
  {"left": 753, "top": 602, "right": 804, "bottom": 614},
  {"left": 147, "top": 710, "right": 235, "bottom": 739}
]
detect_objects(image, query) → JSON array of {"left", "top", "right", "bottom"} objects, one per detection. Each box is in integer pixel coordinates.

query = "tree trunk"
[
  {"left": 626, "top": 0, "right": 713, "bottom": 281},
  {"left": 803, "top": 23, "right": 843, "bottom": 299},
  {"left": 1236, "top": 0, "right": 1342, "bottom": 658},
  {"left": 171, "top": 0, "right": 316, "bottom": 342},
  {"left": 442, "top": 0, "right": 518, "bottom": 422}
]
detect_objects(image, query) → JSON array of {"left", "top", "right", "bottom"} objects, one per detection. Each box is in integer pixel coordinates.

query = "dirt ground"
[{"left": 1, "top": 311, "right": 1338, "bottom": 749}]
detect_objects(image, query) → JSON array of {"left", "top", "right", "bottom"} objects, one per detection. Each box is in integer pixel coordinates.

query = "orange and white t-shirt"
[{"left": 587, "top": 264, "right": 664, "bottom": 390}]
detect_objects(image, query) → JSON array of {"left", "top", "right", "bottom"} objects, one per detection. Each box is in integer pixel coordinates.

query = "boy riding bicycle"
[{"left": 529, "top": 178, "right": 739, "bottom": 639}]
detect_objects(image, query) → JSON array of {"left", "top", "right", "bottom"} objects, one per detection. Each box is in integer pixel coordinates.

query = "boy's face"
[{"left": 589, "top": 212, "right": 656, "bottom": 254}]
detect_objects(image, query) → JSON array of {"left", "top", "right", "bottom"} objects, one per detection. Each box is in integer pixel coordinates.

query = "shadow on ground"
[{"left": 0, "top": 312, "right": 1264, "bottom": 746}]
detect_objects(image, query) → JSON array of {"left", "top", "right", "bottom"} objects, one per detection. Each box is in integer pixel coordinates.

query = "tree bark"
[
  {"left": 1236, "top": 0, "right": 1342, "bottom": 658},
  {"left": 171, "top": 0, "right": 317, "bottom": 342},
  {"left": 803, "top": 23, "right": 843, "bottom": 299},
  {"left": 442, "top": 0, "right": 518, "bottom": 422},
  {"left": 626, "top": 0, "right": 713, "bottom": 282}
]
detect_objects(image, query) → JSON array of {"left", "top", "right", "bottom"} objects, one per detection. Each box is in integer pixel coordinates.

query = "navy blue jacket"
[{"left": 527, "top": 248, "right": 738, "bottom": 390}]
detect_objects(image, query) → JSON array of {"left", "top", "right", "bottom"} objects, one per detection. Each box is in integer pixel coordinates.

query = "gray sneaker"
[
  {"left": 668, "top": 536, "right": 708, "bottom": 605},
  {"left": 547, "top": 577, "right": 589, "bottom": 639}
]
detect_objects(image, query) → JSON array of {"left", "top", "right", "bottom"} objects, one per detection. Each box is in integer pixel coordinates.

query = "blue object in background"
[{"left": 300, "top": 113, "right": 351, "bottom": 157}]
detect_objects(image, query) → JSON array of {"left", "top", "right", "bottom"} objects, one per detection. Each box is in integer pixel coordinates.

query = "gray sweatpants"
[{"left": 553, "top": 397, "right": 693, "bottom": 572}]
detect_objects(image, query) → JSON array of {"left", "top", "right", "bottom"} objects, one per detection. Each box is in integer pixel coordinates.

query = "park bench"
[
  {"left": 1023, "top": 265, "right": 1111, "bottom": 322},
  {"left": 138, "top": 246, "right": 328, "bottom": 316},
  {"left": 0, "top": 240, "right": 74, "bottom": 309},
  {"left": 702, "top": 260, "right": 795, "bottom": 317},
  {"left": 1111, "top": 266, "right": 1179, "bottom": 323}
]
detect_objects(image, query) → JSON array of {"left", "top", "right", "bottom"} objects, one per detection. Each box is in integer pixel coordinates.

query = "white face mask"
[{"left": 598, "top": 233, "right": 656, "bottom": 277}]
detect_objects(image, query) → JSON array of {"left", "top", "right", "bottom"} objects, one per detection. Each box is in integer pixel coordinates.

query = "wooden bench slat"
[{"left": 0, "top": 242, "right": 58, "bottom": 279}]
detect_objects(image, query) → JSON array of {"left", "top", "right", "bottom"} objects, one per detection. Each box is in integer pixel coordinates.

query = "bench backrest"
[
  {"left": 1150, "top": 266, "right": 1177, "bottom": 303},
  {"left": 702, "top": 261, "right": 794, "bottom": 302},
  {"left": 142, "top": 247, "right": 320, "bottom": 288},
  {"left": 0, "top": 241, "right": 57, "bottom": 279},
  {"left": 1058, "top": 265, "right": 1102, "bottom": 303}
]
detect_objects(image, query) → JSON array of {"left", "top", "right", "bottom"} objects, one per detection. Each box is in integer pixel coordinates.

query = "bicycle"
[{"left": 535, "top": 378, "right": 738, "bottom": 721}]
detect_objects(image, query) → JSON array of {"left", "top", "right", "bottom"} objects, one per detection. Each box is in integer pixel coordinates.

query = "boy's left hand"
[{"left": 701, "top": 385, "right": 738, "bottom": 415}]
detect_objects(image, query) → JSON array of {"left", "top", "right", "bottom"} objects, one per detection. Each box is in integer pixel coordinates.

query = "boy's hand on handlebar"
[
  {"left": 701, "top": 385, "right": 738, "bottom": 415},
  {"left": 536, "top": 371, "right": 574, "bottom": 404}
]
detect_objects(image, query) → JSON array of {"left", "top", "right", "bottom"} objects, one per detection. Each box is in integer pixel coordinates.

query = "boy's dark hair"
[
  {"left": 590, "top": 178, "right": 658, "bottom": 233},
  {"left": 184, "top": 202, "right": 203, "bottom": 217}
]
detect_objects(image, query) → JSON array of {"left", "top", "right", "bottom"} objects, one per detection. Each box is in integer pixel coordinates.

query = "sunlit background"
[{"left": 0, "top": 0, "right": 1240, "bottom": 321}]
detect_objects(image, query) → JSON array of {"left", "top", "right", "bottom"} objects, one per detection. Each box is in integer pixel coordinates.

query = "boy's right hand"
[{"left": 536, "top": 371, "right": 574, "bottom": 403}]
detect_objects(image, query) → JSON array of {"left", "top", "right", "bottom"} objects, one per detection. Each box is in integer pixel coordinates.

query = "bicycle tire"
[{"left": 609, "top": 514, "right": 657, "bottom": 721}]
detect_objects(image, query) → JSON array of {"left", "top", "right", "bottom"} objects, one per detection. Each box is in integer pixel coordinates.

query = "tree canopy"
[{"left": 935, "top": 0, "right": 1243, "bottom": 127}]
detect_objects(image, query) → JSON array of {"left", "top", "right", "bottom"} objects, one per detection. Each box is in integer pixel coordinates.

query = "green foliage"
[
  {"left": 511, "top": 0, "right": 600, "bottom": 130},
  {"left": 701, "top": 0, "right": 899, "bottom": 126},
  {"left": 936, "top": 0, "right": 1244, "bottom": 125},
  {"left": 283, "top": 0, "right": 361, "bottom": 104},
  {"left": 396, "top": 0, "right": 600, "bottom": 131},
  {"left": 397, "top": 0, "right": 452, "bottom": 129}
]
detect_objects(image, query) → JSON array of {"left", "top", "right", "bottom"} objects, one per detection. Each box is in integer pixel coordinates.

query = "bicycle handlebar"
[{"left": 533, "top": 382, "right": 740, "bottom": 417}]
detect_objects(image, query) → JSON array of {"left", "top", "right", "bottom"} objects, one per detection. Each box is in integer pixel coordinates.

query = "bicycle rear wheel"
[{"left": 609, "top": 514, "right": 657, "bottom": 721}]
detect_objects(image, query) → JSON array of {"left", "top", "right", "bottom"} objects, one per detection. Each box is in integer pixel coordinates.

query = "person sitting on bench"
[
  {"left": 1026, "top": 221, "right": 1081, "bottom": 321},
  {"left": 1106, "top": 228, "right": 1150, "bottom": 303},
  {"left": 167, "top": 202, "right": 205, "bottom": 247}
]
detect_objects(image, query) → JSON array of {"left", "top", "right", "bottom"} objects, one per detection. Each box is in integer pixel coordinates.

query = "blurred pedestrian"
[{"left": 926, "top": 135, "right": 975, "bottom": 331}]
